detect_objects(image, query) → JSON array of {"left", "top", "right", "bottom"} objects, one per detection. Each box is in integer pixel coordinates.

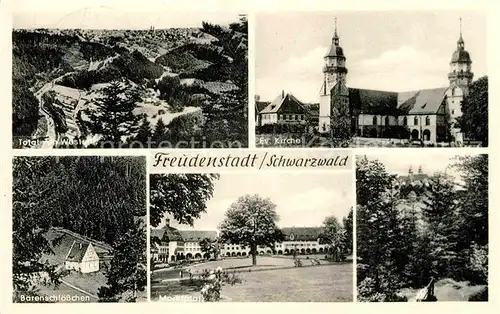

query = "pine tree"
[
  {"left": 87, "top": 80, "right": 141, "bottom": 145},
  {"left": 152, "top": 118, "right": 167, "bottom": 146},
  {"left": 134, "top": 115, "right": 152, "bottom": 147}
]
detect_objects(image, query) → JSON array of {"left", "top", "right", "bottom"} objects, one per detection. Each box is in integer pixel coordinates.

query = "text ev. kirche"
[{"left": 152, "top": 152, "right": 349, "bottom": 168}]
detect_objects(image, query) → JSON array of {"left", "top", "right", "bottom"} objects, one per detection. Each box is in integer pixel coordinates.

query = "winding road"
[{"left": 34, "top": 82, "right": 57, "bottom": 148}]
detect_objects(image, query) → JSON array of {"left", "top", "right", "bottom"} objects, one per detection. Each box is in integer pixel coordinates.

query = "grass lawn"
[{"left": 152, "top": 257, "right": 353, "bottom": 302}]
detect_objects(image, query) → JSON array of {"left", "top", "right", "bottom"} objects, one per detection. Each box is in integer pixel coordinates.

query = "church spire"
[
  {"left": 457, "top": 17, "right": 464, "bottom": 48},
  {"left": 333, "top": 17, "right": 339, "bottom": 46}
]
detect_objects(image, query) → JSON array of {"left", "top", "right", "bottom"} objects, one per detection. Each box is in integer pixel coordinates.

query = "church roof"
[
  {"left": 346, "top": 87, "right": 448, "bottom": 115},
  {"left": 348, "top": 88, "right": 398, "bottom": 115},
  {"left": 451, "top": 48, "right": 471, "bottom": 63},
  {"left": 325, "top": 45, "right": 345, "bottom": 58},
  {"left": 259, "top": 92, "right": 308, "bottom": 114},
  {"left": 397, "top": 87, "right": 448, "bottom": 115}
]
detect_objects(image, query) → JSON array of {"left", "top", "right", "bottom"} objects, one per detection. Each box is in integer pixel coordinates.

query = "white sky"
[
  {"left": 256, "top": 11, "right": 487, "bottom": 103},
  {"left": 162, "top": 172, "right": 353, "bottom": 231},
  {"left": 358, "top": 152, "right": 483, "bottom": 178},
  {"left": 13, "top": 0, "right": 243, "bottom": 29}
]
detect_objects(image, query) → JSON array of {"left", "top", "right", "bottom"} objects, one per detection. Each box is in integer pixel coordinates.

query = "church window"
[
  {"left": 414, "top": 117, "right": 418, "bottom": 125},
  {"left": 385, "top": 116, "right": 390, "bottom": 125},
  {"left": 452, "top": 88, "right": 456, "bottom": 96},
  {"left": 403, "top": 116, "right": 407, "bottom": 126},
  {"left": 451, "top": 109, "right": 455, "bottom": 115},
  {"left": 425, "top": 116, "right": 430, "bottom": 126},
  {"left": 372, "top": 116, "right": 377, "bottom": 125}
]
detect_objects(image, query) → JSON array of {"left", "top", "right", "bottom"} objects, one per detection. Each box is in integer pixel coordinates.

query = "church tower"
[
  {"left": 446, "top": 18, "right": 473, "bottom": 143},
  {"left": 448, "top": 18, "right": 473, "bottom": 96},
  {"left": 319, "top": 18, "right": 348, "bottom": 132}
]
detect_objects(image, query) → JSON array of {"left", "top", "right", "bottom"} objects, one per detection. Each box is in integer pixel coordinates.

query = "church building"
[{"left": 319, "top": 19, "right": 473, "bottom": 144}]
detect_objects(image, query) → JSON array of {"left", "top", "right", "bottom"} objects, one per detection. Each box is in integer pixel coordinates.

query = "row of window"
[
  {"left": 371, "top": 116, "right": 431, "bottom": 126},
  {"left": 261, "top": 114, "right": 305, "bottom": 121}
]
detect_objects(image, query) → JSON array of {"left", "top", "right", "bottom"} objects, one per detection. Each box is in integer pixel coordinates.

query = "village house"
[
  {"left": 257, "top": 90, "right": 310, "bottom": 126},
  {"left": 41, "top": 227, "right": 113, "bottom": 274},
  {"left": 64, "top": 241, "right": 100, "bottom": 273}
]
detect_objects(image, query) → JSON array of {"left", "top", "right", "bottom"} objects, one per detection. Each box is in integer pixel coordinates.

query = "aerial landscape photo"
[
  {"left": 12, "top": 8, "right": 248, "bottom": 148},
  {"left": 12, "top": 156, "right": 147, "bottom": 302}
]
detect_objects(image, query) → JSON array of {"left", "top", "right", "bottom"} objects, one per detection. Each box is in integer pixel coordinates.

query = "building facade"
[
  {"left": 258, "top": 90, "right": 309, "bottom": 126},
  {"left": 320, "top": 19, "right": 473, "bottom": 144},
  {"left": 64, "top": 241, "right": 100, "bottom": 273},
  {"left": 152, "top": 224, "right": 335, "bottom": 261}
]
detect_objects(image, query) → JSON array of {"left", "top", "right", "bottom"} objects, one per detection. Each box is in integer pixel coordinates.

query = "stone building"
[{"left": 319, "top": 18, "right": 473, "bottom": 144}]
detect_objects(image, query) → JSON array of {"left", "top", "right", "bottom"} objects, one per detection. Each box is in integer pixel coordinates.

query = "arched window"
[
  {"left": 372, "top": 116, "right": 377, "bottom": 125},
  {"left": 425, "top": 116, "right": 430, "bottom": 126},
  {"left": 414, "top": 116, "right": 418, "bottom": 125},
  {"left": 403, "top": 116, "right": 407, "bottom": 126},
  {"left": 385, "top": 116, "right": 390, "bottom": 125}
]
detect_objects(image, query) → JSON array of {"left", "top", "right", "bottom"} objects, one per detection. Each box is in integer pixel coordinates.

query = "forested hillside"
[
  {"left": 13, "top": 17, "right": 248, "bottom": 148},
  {"left": 12, "top": 156, "right": 147, "bottom": 302}
]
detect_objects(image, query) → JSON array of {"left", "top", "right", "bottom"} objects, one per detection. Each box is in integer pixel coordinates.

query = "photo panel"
[
  {"left": 254, "top": 11, "right": 487, "bottom": 148},
  {"left": 355, "top": 151, "right": 488, "bottom": 301},
  {"left": 12, "top": 156, "right": 147, "bottom": 303},
  {"left": 12, "top": 8, "right": 248, "bottom": 149},
  {"left": 149, "top": 172, "right": 354, "bottom": 302}
]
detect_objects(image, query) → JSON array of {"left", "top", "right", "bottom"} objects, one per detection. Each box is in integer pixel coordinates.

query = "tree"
[
  {"left": 458, "top": 76, "right": 488, "bottom": 145},
  {"left": 356, "top": 156, "right": 410, "bottom": 301},
  {"left": 342, "top": 208, "right": 353, "bottom": 255},
  {"left": 319, "top": 216, "right": 345, "bottom": 261},
  {"left": 149, "top": 174, "right": 219, "bottom": 227},
  {"left": 219, "top": 194, "right": 285, "bottom": 266},
  {"left": 98, "top": 219, "right": 147, "bottom": 302},
  {"left": 200, "top": 237, "right": 220, "bottom": 260},
  {"left": 152, "top": 118, "right": 167, "bottom": 145},
  {"left": 133, "top": 115, "right": 152, "bottom": 146},
  {"left": 86, "top": 80, "right": 141, "bottom": 145}
]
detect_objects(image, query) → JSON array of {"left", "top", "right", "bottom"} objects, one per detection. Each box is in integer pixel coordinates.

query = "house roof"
[
  {"left": 177, "top": 230, "right": 217, "bottom": 242},
  {"left": 255, "top": 101, "right": 270, "bottom": 113},
  {"left": 151, "top": 226, "right": 183, "bottom": 242},
  {"left": 281, "top": 227, "right": 324, "bottom": 241},
  {"left": 65, "top": 241, "right": 91, "bottom": 262},
  {"left": 41, "top": 227, "right": 113, "bottom": 266},
  {"left": 259, "top": 92, "right": 308, "bottom": 114}
]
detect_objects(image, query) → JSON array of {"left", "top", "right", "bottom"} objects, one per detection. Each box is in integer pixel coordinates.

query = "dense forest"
[
  {"left": 12, "top": 156, "right": 147, "bottom": 302},
  {"left": 356, "top": 154, "right": 488, "bottom": 301},
  {"left": 13, "top": 17, "right": 248, "bottom": 148}
]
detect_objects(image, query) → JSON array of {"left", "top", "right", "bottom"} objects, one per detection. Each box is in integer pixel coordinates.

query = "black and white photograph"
[
  {"left": 149, "top": 173, "right": 353, "bottom": 302},
  {"left": 12, "top": 6, "right": 248, "bottom": 149},
  {"left": 356, "top": 152, "right": 488, "bottom": 301},
  {"left": 12, "top": 156, "right": 147, "bottom": 302},
  {"left": 255, "top": 12, "right": 487, "bottom": 148}
]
